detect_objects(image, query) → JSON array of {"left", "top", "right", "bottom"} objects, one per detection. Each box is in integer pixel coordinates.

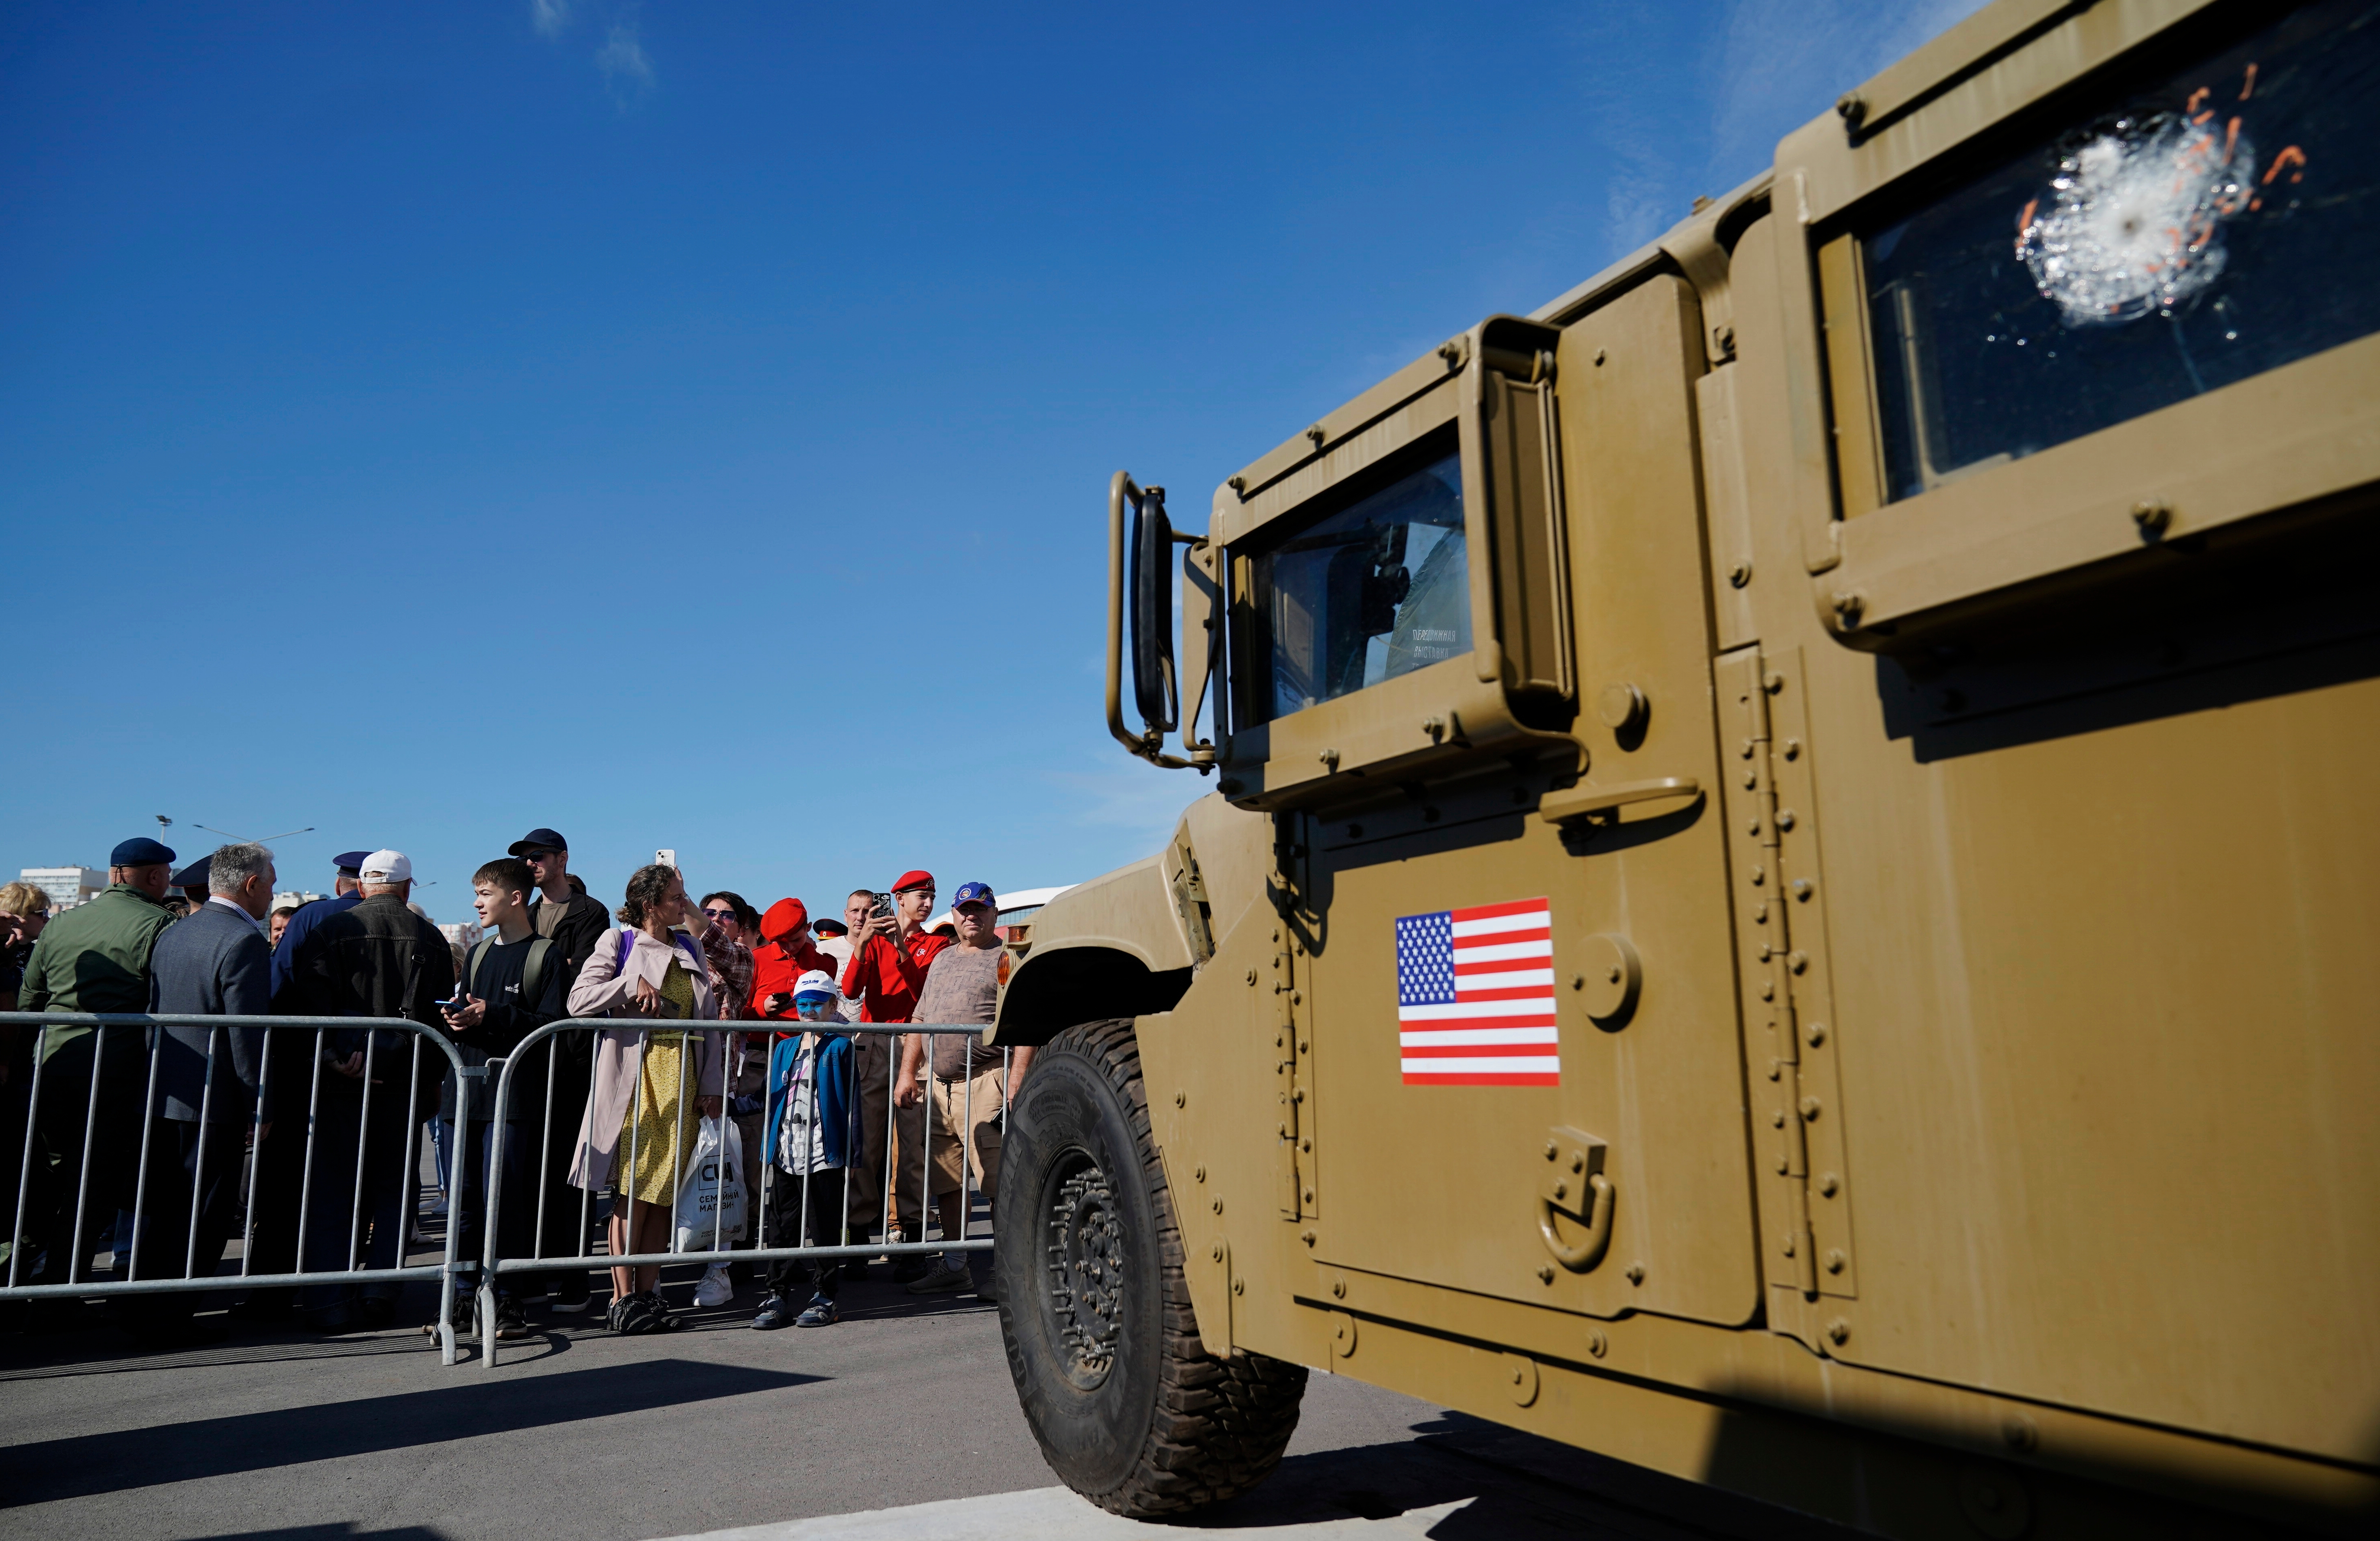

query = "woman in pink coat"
[{"left": 568, "top": 863, "right": 727, "bottom": 1334}]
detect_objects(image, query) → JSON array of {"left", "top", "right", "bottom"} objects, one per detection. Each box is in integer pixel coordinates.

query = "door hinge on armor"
[
  {"left": 1720, "top": 647, "right": 1857, "bottom": 1336},
  {"left": 1271, "top": 817, "right": 1317, "bottom": 1223},
  {"left": 1274, "top": 925, "right": 1299, "bottom": 1218}
]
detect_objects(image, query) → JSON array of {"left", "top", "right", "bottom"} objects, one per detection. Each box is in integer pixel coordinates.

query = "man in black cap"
[
  {"left": 14, "top": 837, "right": 183, "bottom": 1293},
  {"left": 509, "top": 828, "right": 609, "bottom": 1315}
]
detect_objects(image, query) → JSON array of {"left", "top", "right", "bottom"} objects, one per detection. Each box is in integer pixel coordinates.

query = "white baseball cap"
[
  {"left": 792, "top": 970, "right": 838, "bottom": 1001},
  {"left": 359, "top": 849, "right": 413, "bottom": 884}
]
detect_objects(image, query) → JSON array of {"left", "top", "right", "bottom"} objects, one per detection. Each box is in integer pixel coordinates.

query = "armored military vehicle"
[{"left": 984, "top": 1, "right": 2380, "bottom": 1533}]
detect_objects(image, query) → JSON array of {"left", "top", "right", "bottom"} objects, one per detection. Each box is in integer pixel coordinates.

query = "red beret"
[
  {"left": 760, "top": 897, "right": 810, "bottom": 941},
  {"left": 891, "top": 869, "right": 934, "bottom": 893}
]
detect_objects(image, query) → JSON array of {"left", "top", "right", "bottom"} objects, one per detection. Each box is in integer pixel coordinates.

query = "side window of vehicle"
[
  {"left": 1238, "top": 436, "right": 1468, "bottom": 727},
  {"left": 1860, "top": 0, "right": 2380, "bottom": 500}
]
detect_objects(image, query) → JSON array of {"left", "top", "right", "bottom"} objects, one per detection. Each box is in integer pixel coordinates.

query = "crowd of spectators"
[{"left": 0, "top": 827, "right": 1025, "bottom": 1348}]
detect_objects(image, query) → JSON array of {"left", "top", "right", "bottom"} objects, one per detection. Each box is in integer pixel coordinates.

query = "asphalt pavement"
[{"left": 0, "top": 1245, "right": 1849, "bottom": 1541}]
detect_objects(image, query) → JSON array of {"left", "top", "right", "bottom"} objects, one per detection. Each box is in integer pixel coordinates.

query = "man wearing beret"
[
  {"left": 15, "top": 836, "right": 183, "bottom": 1293},
  {"left": 842, "top": 870, "right": 950, "bottom": 1277}
]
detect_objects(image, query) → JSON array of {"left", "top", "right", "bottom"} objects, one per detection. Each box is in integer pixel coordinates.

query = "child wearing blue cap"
[{"left": 753, "top": 971, "right": 859, "bottom": 1329}]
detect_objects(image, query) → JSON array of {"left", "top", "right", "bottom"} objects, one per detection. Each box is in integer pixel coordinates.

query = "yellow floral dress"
[{"left": 616, "top": 958, "right": 702, "bottom": 1204}]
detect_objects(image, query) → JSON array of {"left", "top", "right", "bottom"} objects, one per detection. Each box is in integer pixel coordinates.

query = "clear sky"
[{"left": 2, "top": 0, "right": 1982, "bottom": 924}]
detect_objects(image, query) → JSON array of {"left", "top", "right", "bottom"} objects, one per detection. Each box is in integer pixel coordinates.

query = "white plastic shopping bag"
[{"left": 674, "top": 1115, "right": 747, "bottom": 1249}]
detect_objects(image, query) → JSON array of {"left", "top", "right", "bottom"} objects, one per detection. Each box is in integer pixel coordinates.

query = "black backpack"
[{"left": 465, "top": 935, "right": 555, "bottom": 1010}]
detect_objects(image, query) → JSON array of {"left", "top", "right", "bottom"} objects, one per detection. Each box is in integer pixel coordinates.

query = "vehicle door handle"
[
  {"left": 1537, "top": 776, "right": 1702, "bottom": 827},
  {"left": 1539, "top": 1174, "right": 1616, "bottom": 1272},
  {"left": 1537, "top": 1126, "right": 1616, "bottom": 1273}
]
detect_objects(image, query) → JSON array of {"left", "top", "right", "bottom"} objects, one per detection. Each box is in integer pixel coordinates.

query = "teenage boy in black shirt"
[{"left": 441, "top": 858, "right": 568, "bottom": 1340}]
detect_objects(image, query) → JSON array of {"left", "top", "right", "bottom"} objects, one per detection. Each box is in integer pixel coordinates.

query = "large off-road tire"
[{"left": 994, "top": 1018, "right": 1307, "bottom": 1516}]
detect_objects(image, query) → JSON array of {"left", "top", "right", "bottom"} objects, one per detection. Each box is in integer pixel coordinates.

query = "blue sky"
[{"left": 1, "top": 0, "right": 1981, "bottom": 924}]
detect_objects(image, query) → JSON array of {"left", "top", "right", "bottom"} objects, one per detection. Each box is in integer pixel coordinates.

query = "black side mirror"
[
  {"left": 1107, "top": 472, "right": 1199, "bottom": 769},
  {"left": 1129, "top": 484, "right": 1178, "bottom": 735}
]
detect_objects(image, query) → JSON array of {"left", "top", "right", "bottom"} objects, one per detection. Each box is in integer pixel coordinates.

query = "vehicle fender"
[{"left": 996, "top": 855, "right": 1191, "bottom": 1046}]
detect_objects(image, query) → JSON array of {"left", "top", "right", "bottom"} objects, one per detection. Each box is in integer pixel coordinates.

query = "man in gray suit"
[{"left": 130, "top": 841, "right": 276, "bottom": 1344}]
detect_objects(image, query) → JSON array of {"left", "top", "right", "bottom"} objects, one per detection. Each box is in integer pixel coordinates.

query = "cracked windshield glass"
[
  {"left": 1251, "top": 445, "right": 1468, "bottom": 725},
  {"left": 1860, "top": 0, "right": 2380, "bottom": 501}
]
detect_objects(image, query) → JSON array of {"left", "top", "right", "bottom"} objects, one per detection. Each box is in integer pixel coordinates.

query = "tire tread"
[{"left": 1017, "top": 1018, "right": 1307, "bottom": 1517}]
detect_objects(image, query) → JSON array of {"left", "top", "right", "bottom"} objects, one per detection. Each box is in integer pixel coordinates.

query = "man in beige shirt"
[{"left": 896, "top": 882, "right": 1032, "bottom": 1297}]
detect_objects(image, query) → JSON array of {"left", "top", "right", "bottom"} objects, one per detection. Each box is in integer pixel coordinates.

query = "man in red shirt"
[{"left": 839, "top": 870, "right": 948, "bottom": 1278}]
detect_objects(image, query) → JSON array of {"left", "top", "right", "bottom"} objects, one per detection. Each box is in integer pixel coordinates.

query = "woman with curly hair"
[{"left": 566, "top": 863, "right": 727, "bottom": 1334}]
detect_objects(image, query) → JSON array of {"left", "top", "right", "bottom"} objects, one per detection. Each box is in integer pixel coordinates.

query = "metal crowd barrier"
[
  {"left": 0, "top": 1012, "right": 474, "bottom": 1363},
  {"left": 478, "top": 1018, "right": 1008, "bottom": 1368}
]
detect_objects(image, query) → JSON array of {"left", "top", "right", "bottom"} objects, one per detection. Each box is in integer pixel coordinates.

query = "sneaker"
[
  {"left": 891, "top": 1254, "right": 930, "bottom": 1283},
  {"left": 614, "top": 1291, "right": 663, "bottom": 1335},
  {"left": 975, "top": 1270, "right": 997, "bottom": 1303},
  {"left": 549, "top": 1277, "right": 593, "bottom": 1314},
  {"left": 906, "top": 1259, "right": 972, "bottom": 1295},
  {"left": 795, "top": 1295, "right": 838, "bottom": 1327},
  {"left": 493, "top": 1295, "right": 530, "bottom": 1341},
  {"left": 750, "top": 1293, "right": 795, "bottom": 1330},
  {"left": 605, "top": 1294, "right": 633, "bottom": 1334},
  {"left": 694, "top": 1265, "right": 734, "bottom": 1309}
]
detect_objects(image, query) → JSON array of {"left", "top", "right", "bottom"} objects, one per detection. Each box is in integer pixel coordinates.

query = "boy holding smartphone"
[{"left": 439, "top": 857, "right": 568, "bottom": 1340}]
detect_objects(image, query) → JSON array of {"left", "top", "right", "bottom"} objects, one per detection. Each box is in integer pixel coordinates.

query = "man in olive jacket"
[
  {"left": 288, "top": 849, "right": 455, "bottom": 1331},
  {"left": 15, "top": 836, "right": 180, "bottom": 1290}
]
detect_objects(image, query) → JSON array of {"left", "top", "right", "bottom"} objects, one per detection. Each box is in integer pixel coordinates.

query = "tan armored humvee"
[{"left": 982, "top": 1, "right": 2380, "bottom": 1534}]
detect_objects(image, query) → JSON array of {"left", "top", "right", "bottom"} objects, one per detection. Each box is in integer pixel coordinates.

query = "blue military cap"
[
  {"left": 111, "top": 836, "right": 177, "bottom": 867},
  {"left": 332, "top": 850, "right": 372, "bottom": 873},
  {"left": 172, "top": 859, "right": 213, "bottom": 890}
]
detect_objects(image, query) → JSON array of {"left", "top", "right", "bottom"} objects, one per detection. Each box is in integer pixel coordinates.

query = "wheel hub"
[{"left": 1048, "top": 1159, "right": 1125, "bottom": 1386}]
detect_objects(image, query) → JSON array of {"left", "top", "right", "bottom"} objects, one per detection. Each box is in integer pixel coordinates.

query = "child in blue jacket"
[{"left": 753, "top": 971, "right": 859, "bottom": 1329}]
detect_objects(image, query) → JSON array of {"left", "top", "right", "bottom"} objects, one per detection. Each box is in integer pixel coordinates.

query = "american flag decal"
[{"left": 1394, "top": 897, "right": 1559, "bottom": 1085}]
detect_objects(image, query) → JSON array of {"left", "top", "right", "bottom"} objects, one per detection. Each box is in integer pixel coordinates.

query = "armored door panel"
[{"left": 1304, "top": 276, "right": 1759, "bottom": 1328}]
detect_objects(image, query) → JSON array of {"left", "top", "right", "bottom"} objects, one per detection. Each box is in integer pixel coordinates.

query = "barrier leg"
[
  {"left": 185, "top": 1026, "right": 220, "bottom": 1281},
  {"left": 293, "top": 1030, "right": 326, "bottom": 1297},
  {"left": 68, "top": 1026, "right": 110, "bottom": 1285},
  {"left": 240, "top": 1028, "right": 272, "bottom": 1280},
  {"left": 443, "top": 1094, "right": 468, "bottom": 1368},
  {"left": 127, "top": 1025, "right": 164, "bottom": 1281},
  {"left": 668, "top": 1033, "right": 688, "bottom": 1304},
  {"left": 7, "top": 1046, "right": 46, "bottom": 1290}
]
